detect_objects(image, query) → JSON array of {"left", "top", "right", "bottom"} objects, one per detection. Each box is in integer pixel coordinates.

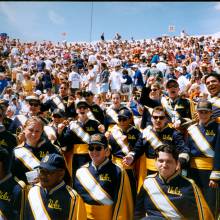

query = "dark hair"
[
  {"left": 205, "top": 72, "right": 220, "bottom": 84},
  {"left": 152, "top": 106, "right": 167, "bottom": 116},
  {"left": 155, "top": 144, "right": 179, "bottom": 161}
]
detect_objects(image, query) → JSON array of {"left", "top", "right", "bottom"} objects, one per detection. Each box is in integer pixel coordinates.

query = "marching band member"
[
  {"left": 74, "top": 133, "right": 133, "bottom": 220},
  {"left": 11, "top": 116, "right": 61, "bottom": 183},
  {"left": 58, "top": 101, "right": 105, "bottom": 179},
  {"left": 0, "top": 147, "right": 26, "bottom": 220},
  {"left": 84, "top": 91, "right": 105, "bottom": 124},
  {"left": 124, "top": 106, "right": 189, "bottom": 177},
  {"left": 25, "top": 153, "right": 86, "bottom": 220},
  {"left": 108, "top": 108, "right": 143, "bottom": 202},
  {"left": 105, "top": 92, "right": 128, "bottom": 131},
  {"left": 135, "top": 145, "right": 213, "bottom": 220},
  {"left": 205, "top": 73, "right": 220, "bottom": 120},
  {"left": 186, "top": 100, "right": 220, "bottom": 216}
]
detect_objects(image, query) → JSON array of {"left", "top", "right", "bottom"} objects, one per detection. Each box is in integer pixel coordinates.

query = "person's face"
[
  {"left": 85, "top": 94, "right": 94, "bottom": 103},
  {"left": 52, "top": 114, "right": 64, "bottom": 124},
  {"left": 59, "top": 84, "right": 68, "bottom": 97},
  {"left": 197, "top": 110, "right": 212, "bottom": 124},
  {"left": 24, "top": 121, "right": 43, "bottom": 146},
  {"left": 150, "top": 85, "right": 160, "bottom": 99},
  {"left": 166, "top": 83, "right": 179, "bottom": 99},
  {"left": 112, "top": 94, "right": 121, "bottom": 106},
  {"left": 28, "top": 102, "right": 40, "bottom": 115},
  {"left": 88, "top": 144, "right": 107, "bottom": 166},
  {"left": 76, "top": 106, "right": 89, "bottom": 116},
  {"left": 118, "top": 117, "right": 131, "bottom": 131},
  {"left": 156, "top": 151, "right": 178, "bottom": 180},
  {"left": 205, "top": 76, "right": 220, "bottom": 97},
  {"left": 39, "top": 168, "right": 64, "bottom": 190},
  {"left": 152, "top": 111, "right": 167, "bottom": 131}
]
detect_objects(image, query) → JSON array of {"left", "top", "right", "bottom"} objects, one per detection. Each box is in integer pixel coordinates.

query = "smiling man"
[
  {"left": 134, "top": 145, "right": 213, "bottom": 220},
  {"left": 205, "top": 73, "right": 220, "bottom": 120},
  {"left": 74, "top": 133, "right": 133, "bottom": 220},
  {"left": 25, "top": 153, "right": 86, "bottom": 220}
]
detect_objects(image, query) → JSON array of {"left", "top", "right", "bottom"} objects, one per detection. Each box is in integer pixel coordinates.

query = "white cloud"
[
  {"left": 48, "top": 10, "right": 64, "bottom": 25},
  {"left": 214, "top": 3, "right": 220, "bottom": 10}
]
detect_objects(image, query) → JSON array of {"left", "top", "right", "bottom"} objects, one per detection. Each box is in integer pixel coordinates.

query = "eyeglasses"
[
  {"left": 29, "top": 102, "right": 39, "bottom": 107},
  {"left": 118, "top": 117, "right": 128, "bottom": 122},
  {"left": 60, "top": 87, "right": 67, "bottom": 89},
  {"left": 151, "top": 88, "right": 158, "bottom": 92},
  {"left": 88, "top": 145, "right": 103, "bottom": 152},
  {"left": 152, "top": 115, "right": 166, "bottom": 120}
]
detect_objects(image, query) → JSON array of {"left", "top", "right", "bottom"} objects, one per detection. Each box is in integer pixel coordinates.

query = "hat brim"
[
  {"left": 38, "top": 164, "right": 63, "bottom": 171},
  {"left": 197, "top": 108, "right": 212, "bottom": 111},
  {"left": 89, "top": 141, "right": 106, "bottom": 146}
]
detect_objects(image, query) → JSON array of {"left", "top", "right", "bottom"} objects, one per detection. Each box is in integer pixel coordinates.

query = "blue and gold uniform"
[
  {"left": 135, "top": 172, "right": 213, "bottom": 220},
  {"left": 87, "top": 103, "right": 105, "bottom": 124},
  {"left": 0, "top": 173, "right": 26, "bottom": 220},
  {"left": 59, "top": 119, "right": 102, "bottom": 178},
  {"left": 25, "top": 181, "right": 86, "bottom": 220},
  {"left": 11, "top": 139, "right": 60, "bottom": 183},
  {"left": 74, "top": 158, "right": 133, "bottom": 220},
  {"left": 186, "top": 120, "right": 220, "bottom": 214},
  {"left": 133, "top": 125, "right": 189, "bottom": 174},
  {"left": 108, "top": 124, "right": 142, "bottom": 201}
]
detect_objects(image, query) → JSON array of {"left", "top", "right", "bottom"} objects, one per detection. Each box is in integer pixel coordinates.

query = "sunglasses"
[
  {"left": 151, "top": 88, "right": 158, "bottom": 92},
  {"left": 88, "top": 145, "right": 103, "bottom": 152},
  {"left": 118, "top": 117, "right": 128, "bottom": 122},
  {"left": 38, "top": 169, "right": 62, "bottom": 176},
  {"left": 29, "top": 102, "right": 39, "bottom": 107},
  {"left": 152, "top": 116, "right": 166, "bottom": 120}
]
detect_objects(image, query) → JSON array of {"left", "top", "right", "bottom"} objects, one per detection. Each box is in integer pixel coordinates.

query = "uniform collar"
[
  {"left": 92, "top": 158, "right": 109, "bottom": 171},
  {"left": 158, "top": 170, "right": 180, "bottom": 184},
  {"left": 44, "top": 180, "right": 65, "bottom": 195},
  {"left": 0, "top": 173, "right": 12, "bottom": 185}
]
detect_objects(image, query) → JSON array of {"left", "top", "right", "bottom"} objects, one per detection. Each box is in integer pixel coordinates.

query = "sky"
[{"left": 1, "top": 2, "right": 220, "bottom": 43}]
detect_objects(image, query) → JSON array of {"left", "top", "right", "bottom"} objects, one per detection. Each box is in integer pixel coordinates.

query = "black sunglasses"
[
  {"left": 152, "top": 116, "right": 166, "bottom": 120},
  {"left": 88, "top": 145, "right": 103, "bottom": 152},
  {"left": 29, "top": 102, "right": 39, "bottom": 107},
  {"left": 151, "top": 88, "right": 158, "bottom": 92},
  {"left": 118, "top": 117, "right": 128, "bottom": 122}
]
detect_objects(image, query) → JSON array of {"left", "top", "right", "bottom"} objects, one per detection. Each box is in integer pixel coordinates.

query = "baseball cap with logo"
[
  {"left": 38, "top": 154, "right": 66, "bottom": 171},
  {"left": 196, "top": 100, "right": 212, "bottom": 111},
  {"left": 89, "top": 133, "right": 108, "bottom": 148},
  {"left": 118, "top": 109, "right": 132, "bottom": 119}
]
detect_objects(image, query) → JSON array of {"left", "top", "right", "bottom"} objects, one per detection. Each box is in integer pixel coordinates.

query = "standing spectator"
[
  {"left": 0, "top": 73, "right": 8, "bottom": 95},
  {"left": 99, "top": 62, "right": 110, "bottom": 101},
  {"left": 109, "top": 65, "right": 122, "bottom": 93},
  {"left": 68, "top": 65, "right": 81, "bottom": 91},
  {"left": 132, "top": 64, "right": 144, "bottom": 91}
]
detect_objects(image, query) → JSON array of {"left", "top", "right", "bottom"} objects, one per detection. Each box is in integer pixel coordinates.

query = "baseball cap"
[
  {"left": 118, "top": 109, "right": 132, "bottom": 119},
  {"left": 26, "top": 96, "right": 40, "bottom": 103},
  {"left": 38, "top": 154, "right": 66, "bottom": 171},
  {"left": 166, "top": 79, "right": 179, "bottom": 88},
  {"left": 76, "top": 101, "right": 89, "bottom": 109},
  {"left": 89, "top": 133, "right": 108, "bottom": 148},
  {"left": 175, "top": 67, "right": 183, "bottom": 73},
  {"left": 52, "top": 108, "right": 65, "bottom": 117},
  {"left": 196, "top": 100, "right": 212, "bottom": 111}
]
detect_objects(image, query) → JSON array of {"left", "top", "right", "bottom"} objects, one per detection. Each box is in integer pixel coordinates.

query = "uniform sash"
[
  {"left": 144, "top": 178, "right": 182, "bottom": 219},
  {"left": 111, "top": 125, "right": 130, "bottom": 155},
  {"left": 52, "top": 95, "right": 65, "bottom": 111},
  {"left": 161, "top": 96, "right": 180, "bottom": 123},
  {"left": 76, "top": 167, "right": 113, "bottom": 205},
  {"left": 187, "top": 125, "right": 214, "bottom": 157},
  {"left": 106, "top": 107, "right": 118, "bottom": 123},
  {"left": 0, "top": 210, "right": 6, "bottom": 220},
  {"left": 70, "top": 121, "right": 90, "bottom": 144},
  {"left": 87, "top": 111, "right": 96, "bottom": 121},
  {"left": 210, "top": 96, "right": 220, "bottom": 108},
  {"left": 43, "top": 126, "right": 57, "bottom": 142},
  {"left": 14, "top": 147, "right": 40, "bottom": 170},
  {"left": 142, "top": 126, "right": 163, "bottom": 150},
  {"left": 28, "top": 186, "right": 51, "bottom": 220},
  {"left": 16, "top": 115, "right": 28, "bottom": 126}
]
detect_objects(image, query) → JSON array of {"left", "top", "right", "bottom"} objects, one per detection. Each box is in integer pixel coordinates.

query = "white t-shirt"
[
  {"left": 68, "top": 71, "right": 81, "bottom": 89},
  {"left": 87, "top": 69, "right": 97, "bottom": 94},
  {"left": 109, "top": 70, "right": 122, "bottom": 91}
]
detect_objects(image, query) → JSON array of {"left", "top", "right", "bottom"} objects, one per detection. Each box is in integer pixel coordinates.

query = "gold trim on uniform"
[{"left": 190, "top": 157, "right": 213, "bottom": 170}]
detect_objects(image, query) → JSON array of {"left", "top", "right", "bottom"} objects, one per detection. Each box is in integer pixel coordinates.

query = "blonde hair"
[{"left": 24, "top": 116, "right": 44, "bottom": 131}]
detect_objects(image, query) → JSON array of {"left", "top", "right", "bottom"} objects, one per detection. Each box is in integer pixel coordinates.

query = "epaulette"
[
  {"left": 66, "top": 185, "right": 78, "bottom": 198},
  {"left": 14, "top": 177, "right": 26, "bottom": 189}
]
